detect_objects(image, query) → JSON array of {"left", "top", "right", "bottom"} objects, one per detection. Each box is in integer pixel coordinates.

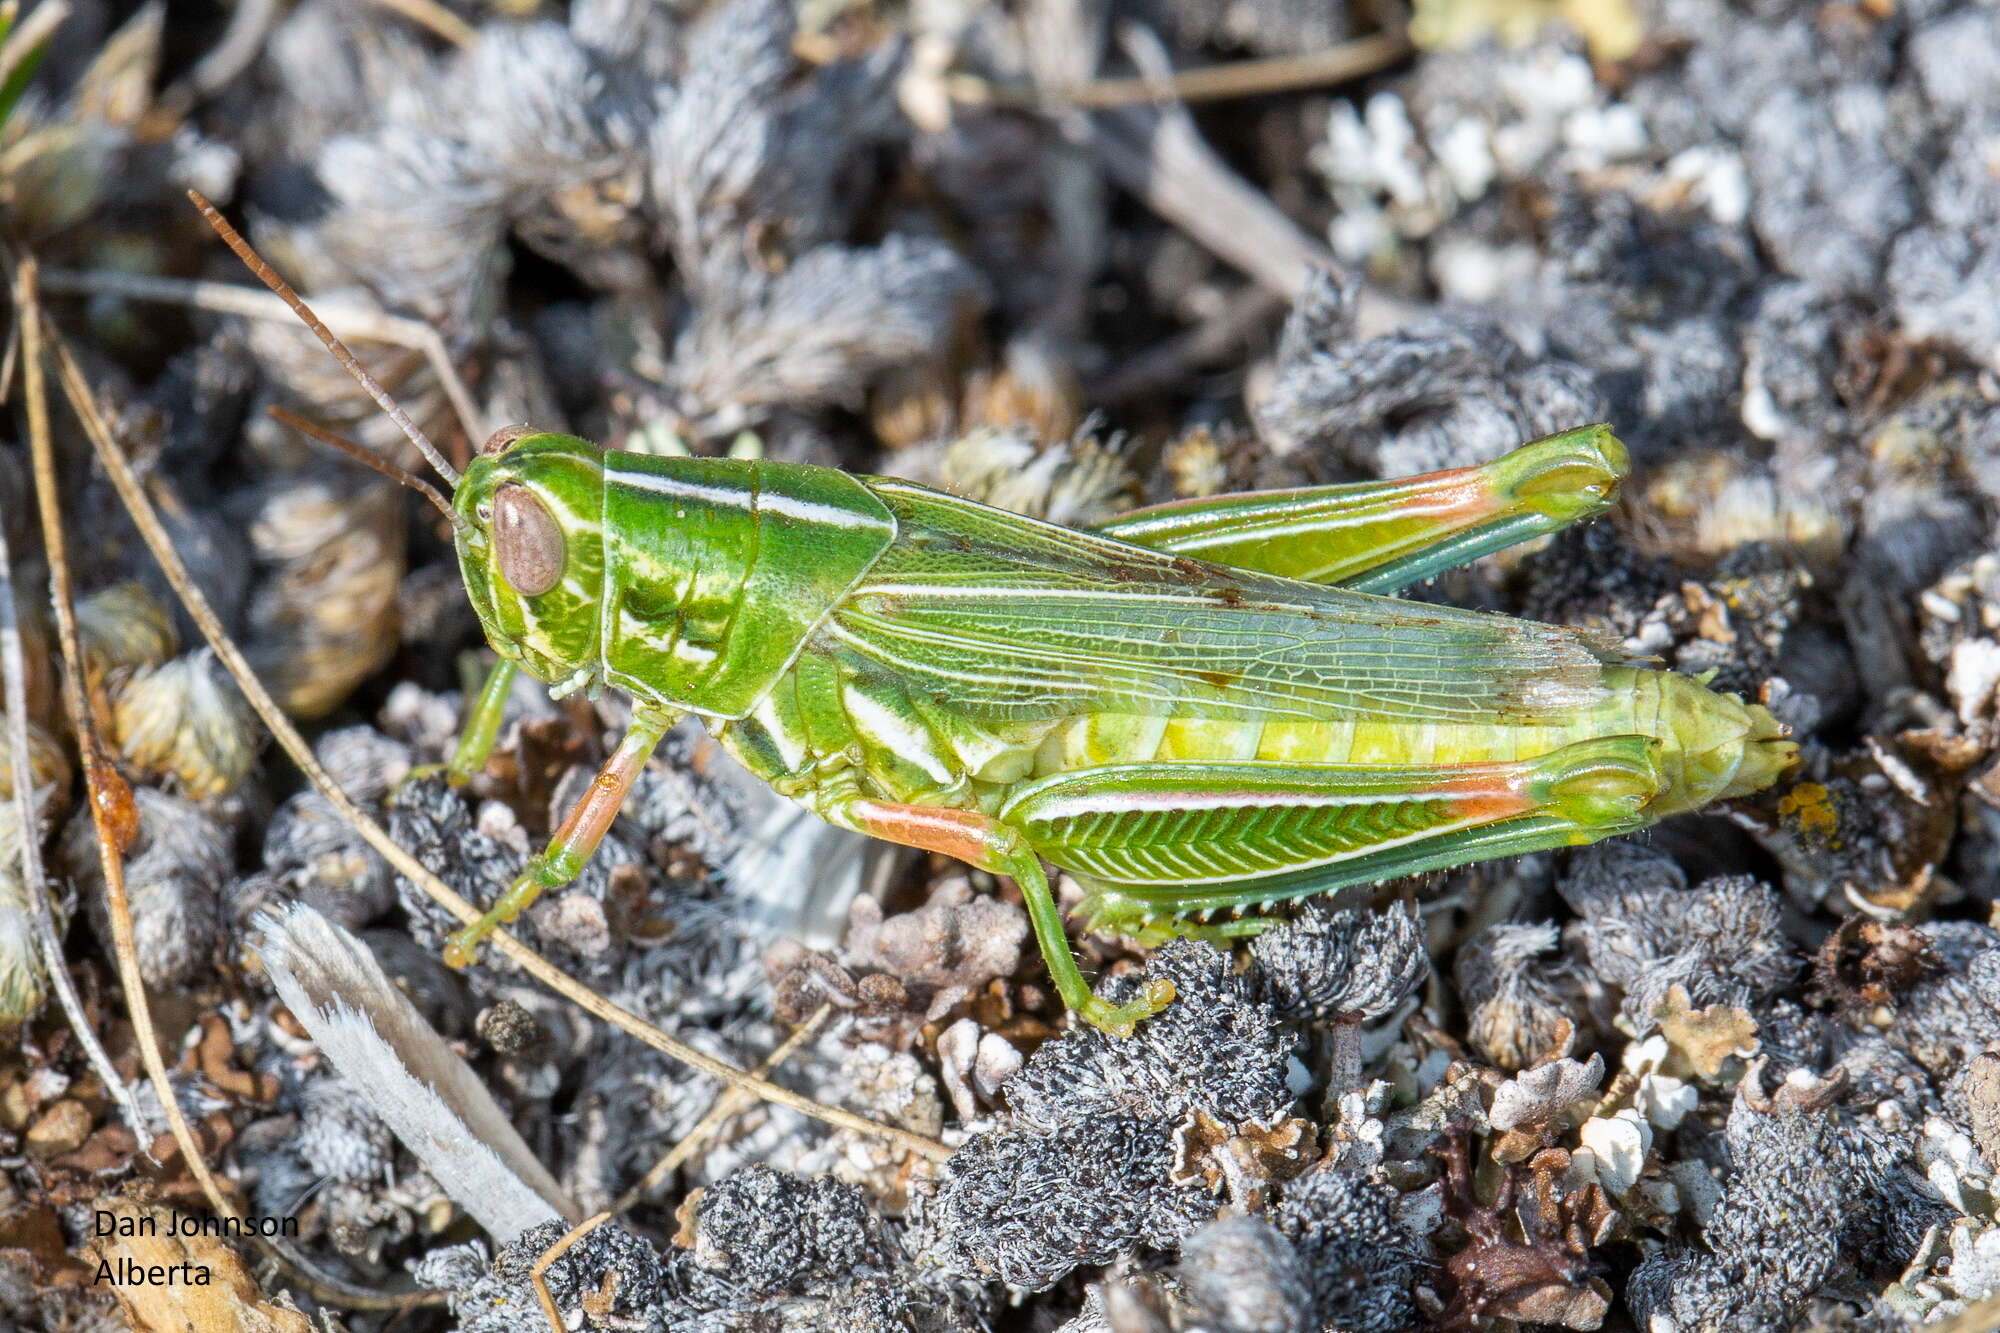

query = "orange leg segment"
[{"left": 842, "top": 799, "right": 1175, "bottom": 1036}]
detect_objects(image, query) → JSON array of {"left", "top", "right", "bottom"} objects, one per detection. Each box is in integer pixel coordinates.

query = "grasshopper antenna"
[
  {"left": 187, "top": 189, "right": 464, "bottom": 488},
  {"left": 269, "top": 406, "right": 465, "bottom": 531}
]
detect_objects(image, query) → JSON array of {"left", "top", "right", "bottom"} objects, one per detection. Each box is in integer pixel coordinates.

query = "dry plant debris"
[{"left": 3, "top": 0, "right": 2000, "bottom": 1330}]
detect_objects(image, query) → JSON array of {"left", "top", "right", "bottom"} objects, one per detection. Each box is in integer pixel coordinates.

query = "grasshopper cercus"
[{"left": 194, "top": 193, "right": 1795, "bottom": 1036}]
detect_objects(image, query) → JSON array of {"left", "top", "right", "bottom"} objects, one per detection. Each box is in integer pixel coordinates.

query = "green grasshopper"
[{"left": 195, "top": 195, "right": 1795, "bottom": 1035}]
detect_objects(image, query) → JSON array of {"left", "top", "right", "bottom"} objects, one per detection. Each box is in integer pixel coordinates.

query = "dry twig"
[
  {"left": 36, "top": 265, "right": 488, "bottom": 451},
  {"left": 365, "top": 0, "right": 476, "bottom": 48},
  {"left": 1059, "top": 25, "right": 1341, "bottom": 300},
  {"left": 4, "top": 261, "right": 144, "bottom": 1135},
  {"left": 967, "top": 30, "right": 1410, "bottom": 109},
  {"left": 622, "top": 1002, "right": 837, "bottom": 1210},
  {"left": 528, "top": 1004, "right": 837, "bottom": 1333},
  {"left": 1093, "top": 286, "right": 1288, "bottom": 404},
  {"left": 0, "top": 317, "right": 19, "bottom": 406}
]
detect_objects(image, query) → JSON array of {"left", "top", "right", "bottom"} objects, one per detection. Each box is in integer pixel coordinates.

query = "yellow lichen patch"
[{"left": 1777, "top": 781, "right": 1839, "bottom": 841}]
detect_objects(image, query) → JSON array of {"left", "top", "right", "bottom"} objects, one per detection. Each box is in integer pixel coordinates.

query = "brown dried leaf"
[
  {"left": 51, "top": 1122, "right": 138, "bottom": 1179},
  {"left": 1436, "top": 1129, "right": 1609, "bottom": 1331},
  {"left": 1170, "top": 1109, "right": 1319, "bottom": 1209}
]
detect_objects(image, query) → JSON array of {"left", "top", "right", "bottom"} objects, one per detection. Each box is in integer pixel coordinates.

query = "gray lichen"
[
  {"left": 1559, "top": 843, "right": 1798, "bottom": 1032},
  {"left": 1176, "top": 1215, "right": 1317, "bottom": 1333},
  {"left": 1249, "top": 901, "right": 1429, "bottom": 1023},
  {"left": 1628, "top": 1107, "right": 1852, "bottom": 1331},
  {"left": 1003, "top": 941, "right": 1294, "bottom": 1133},
  {"left": 923, "top": 1115, "right": 1216, "bottom": 1291},
  {"left": 1254, "top": 268, "right": 1605, "bottom": 476},
  {"left": 62, "top": 786, "right": 228, "bottom": 987}
]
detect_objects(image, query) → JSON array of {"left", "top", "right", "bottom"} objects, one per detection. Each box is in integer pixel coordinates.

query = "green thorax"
[
  {"left": 456, "top": 436, "right": 897, "bottom": 717},
  {"left": 597, "top": 453, "right": 895, "bottom": 717}
]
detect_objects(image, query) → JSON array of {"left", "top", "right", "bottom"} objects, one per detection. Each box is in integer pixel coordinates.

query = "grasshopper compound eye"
[{"left": 492, "top": 484, "right": 565, "bottom": 596}]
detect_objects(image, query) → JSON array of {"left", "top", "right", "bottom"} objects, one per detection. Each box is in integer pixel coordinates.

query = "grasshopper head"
[{"left": 453, "top": 429, "right": 608, "bottom": 689}]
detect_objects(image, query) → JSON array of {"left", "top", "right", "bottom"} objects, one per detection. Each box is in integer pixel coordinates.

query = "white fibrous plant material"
[
  {"left": 724, "top": 795, "right": 879, "bottom": 948},
  {"left": 252, "top": 904, "right": 576, "bottom": 1242},
  {"left": 638, "top": 718, "right": 883, "bottom": 948}
]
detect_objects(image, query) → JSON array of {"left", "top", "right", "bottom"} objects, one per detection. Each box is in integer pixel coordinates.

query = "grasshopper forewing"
[{"left": 192, "top": 195, "right": 1796, "bottom": 1036}]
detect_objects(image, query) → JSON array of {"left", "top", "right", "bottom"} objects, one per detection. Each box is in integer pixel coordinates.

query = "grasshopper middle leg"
[{"left": 442, "top": 706, "right": 677, "bottom": 967}]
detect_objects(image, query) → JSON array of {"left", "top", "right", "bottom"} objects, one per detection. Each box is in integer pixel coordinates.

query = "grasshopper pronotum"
[{"left": 192, "top": 192, "right": 1795, "bottom": 1036}]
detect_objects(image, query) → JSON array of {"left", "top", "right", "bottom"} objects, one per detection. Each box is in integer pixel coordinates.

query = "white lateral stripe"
[{"left": 610, "top": 467, "right": 887, "bottom": 530}]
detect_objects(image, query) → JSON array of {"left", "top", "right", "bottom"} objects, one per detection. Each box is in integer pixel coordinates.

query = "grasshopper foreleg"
[
  {"left": 839, "top": 799, "right": 1177, "bottom": 1037},
  {"left": 447, "top": 658, "right": 522, "bottom": 785},
  {"left": 443, "top": 707, "right": 677, "bottom": 968}
]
